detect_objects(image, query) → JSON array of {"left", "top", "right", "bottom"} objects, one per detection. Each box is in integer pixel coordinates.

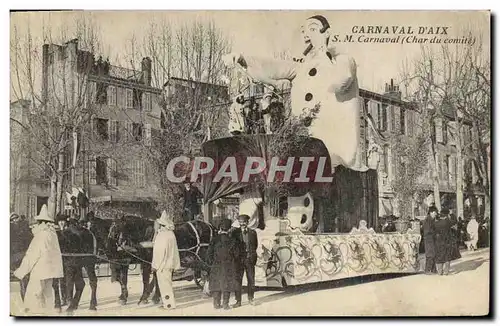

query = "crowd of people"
[{"left": 421, "top": 206, "right": 487, "bottom": 276}]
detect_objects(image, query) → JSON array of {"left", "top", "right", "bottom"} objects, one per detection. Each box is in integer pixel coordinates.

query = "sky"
[{"left": 10, "top": 10, "right": 490, "bottom": 94}]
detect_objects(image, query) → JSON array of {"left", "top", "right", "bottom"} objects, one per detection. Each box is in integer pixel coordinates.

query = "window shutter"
[
  {"left": 124, "top": 122, "right": 132, "bottom": 142},
  {"left": 387, "top": 105, "right": 394, "bottom": 132},
  {"left": 393, "top": 106, "right": 400, "bottom": 134},
  {"left": 87, "top": 81, "right": 97, "bottom": 105},
  {"left": 144, "top": 123, "right": 152, "bottom": 146},
  {"left": 107, "top": 158, "right": 117, "bottom": 186},
  {"left": 435, "top": 118, "right": 444, "bottom": 143},
  {"left": 141, "top": 161, "right": 146, "bottom": 187},
  {"left": 89, "top": 155, "right": 97, "bottom": 185},
  {"left": 108, "top": 120, "right": 114, "bottom": 143},
  {"left": 471, "top": 160, "right": 478, "bottom": 184},
  {"left": 442, "top": 122, "right": 448, "bottom": 144},
  {"left": 142, "top": 92, "right": 152, "bottom": 112},
  {"left": 450, "top": 155, "right": 456, "bottom": 183},
  {"left": 387, "top": 146, "right": 393, "bottom": 181},
  {"left": 369, "top": 101, "right": 378, "bottom": 127},
  {"left": 116, "top": 87, "right": 124, "bottom": 107},
  {"left": 407, "top": 110, "right": 414, "bottom": 137},
  {"left": 448, "top": 121, "right": 457, "bottom": 146}
]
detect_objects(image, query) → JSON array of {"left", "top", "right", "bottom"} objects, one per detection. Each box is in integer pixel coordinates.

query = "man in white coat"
[
  {"left": 223, "top": 14, "right": 363, "bottom": 171},
  {"left": 466, "top": 215, "right": 479, "bottom": 251},
  {"left": 14, "top": 204, "right": 64, "bottom": 315},
  {"left": 152, "top": 211, "right": 181, "bottom": 310}
]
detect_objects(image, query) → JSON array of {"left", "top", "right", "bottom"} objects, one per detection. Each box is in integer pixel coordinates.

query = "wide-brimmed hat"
[
  {"left": 34, "top": 205, "right": 55, "bottom": 223},
  {"left": 157, "top": 210, "right": 175, "bottom": 229},
  {"left": 10, "top": 213, "right": 19, "bottom": 221}
]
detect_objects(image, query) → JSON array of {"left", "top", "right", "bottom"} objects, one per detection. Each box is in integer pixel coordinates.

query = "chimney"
[
  {"left": 383, "top": 78, "right": 402, "bottom": 100},
  {"left": 141, "top": 57, "right": 152, "bottom": 86}
]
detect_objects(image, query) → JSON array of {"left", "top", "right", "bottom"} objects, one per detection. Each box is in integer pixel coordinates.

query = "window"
[
  {"left": 95, "top": 118, "right": 109, "bottom": 141},
  {"left": 96, "top": 83, "right": 107, "bottom": 104},
  {"left": 48, "top": 52, "right": 54, "bottom": 65},
  {"left": 96, "top": 157, "right": 108, "bottom": 185},
  {"left": 400, "top": 109, "right": 406, "bottom": 135},
  {"left": 377, "top": 103, "right": 387, "bottom": 131},
  {"left": 107, "top": 158, "right": 117, "bottom": 186},
  {"left": 132, "top": 123, "right": 143, "bottom": 141},
  {"left": 133, "top": 160, "right": 146, "bottom": 187},
  {"left": 126, "top": 88, "right": 134, "bottom": 109},
  {"left": 133, "top": 89, "right": 142, "bottom": 109},
  {"left": 107, "top": 86, "right": 117, "bottom": 106}
]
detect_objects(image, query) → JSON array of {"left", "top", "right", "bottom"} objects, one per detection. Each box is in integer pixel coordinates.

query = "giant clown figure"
[
  {"left": 224, "top": 14, "right": 363, "bottom": 171},
  {"left": 223, "top": 15, "right": 366, "bottom": 233}
]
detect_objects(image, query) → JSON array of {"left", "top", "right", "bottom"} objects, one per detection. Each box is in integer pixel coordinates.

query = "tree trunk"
[
  {"left": 55, "top": 132, "right": 67, "bottom": 217},
  {"left": 430, "top": 142, "right": 441, "bottom": 210},
  {"left": 55, "top": 151, "right": 66, "bottom": 216},
  {"left": 48, "top": 174, "right": 58, "bottom": 219},
  {"left": 456, "top": 119, "right": 464, "bottom": 219}
]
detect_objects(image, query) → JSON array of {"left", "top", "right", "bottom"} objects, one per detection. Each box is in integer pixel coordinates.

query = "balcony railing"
[{"left": 108, "top": 65, "right": 143, "bottom": 82}]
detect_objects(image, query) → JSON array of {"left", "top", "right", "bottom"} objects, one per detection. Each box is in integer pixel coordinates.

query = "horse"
[
  {"left": 106, "top": 216, "right": 216, "bottom": 305},
  {"left": 10, "top": 217, "right": 114, "bottom": 312}
]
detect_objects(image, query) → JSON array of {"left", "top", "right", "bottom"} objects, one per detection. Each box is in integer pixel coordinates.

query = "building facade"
[{"left": 12, "top": 39, "right": 165, "bottom": 219}]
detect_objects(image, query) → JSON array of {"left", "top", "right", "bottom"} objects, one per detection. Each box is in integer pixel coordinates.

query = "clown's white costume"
[
  {"left": 224, "top": 15, "right": 362, "bottom": 170},
  {"left": 14, "top": 205, "right": 63, "bottom": 315},
  {"left": 152, "top": 211, "right": 181, "bottom": 310}
]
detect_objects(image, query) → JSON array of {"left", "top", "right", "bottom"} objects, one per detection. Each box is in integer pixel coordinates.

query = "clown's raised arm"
[{"left": 223, "top": 53, "right": 298, "bottom": 87}]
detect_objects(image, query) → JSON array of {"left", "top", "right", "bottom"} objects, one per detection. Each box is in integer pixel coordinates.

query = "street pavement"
[{"left": 10, "top": 248, "right": 490, "bottom": 317}]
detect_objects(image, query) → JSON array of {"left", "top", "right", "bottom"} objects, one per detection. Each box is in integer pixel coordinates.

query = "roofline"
[{"left": 169, "top": 76, "right": 228, "bottom": 89}]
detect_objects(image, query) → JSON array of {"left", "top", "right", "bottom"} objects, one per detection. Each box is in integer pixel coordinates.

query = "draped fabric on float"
[
  {"left": 327, "top": 165, "right": 379, "bottom": 233},
  {"left": 200, "top": 135, "right": 333, "bottom": 204},
  {"left": 200, "top": 135, "right": 378, "bottom": 234}
]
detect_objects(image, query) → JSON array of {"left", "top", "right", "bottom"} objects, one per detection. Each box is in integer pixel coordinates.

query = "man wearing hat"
[
  {"left": 14, "top": 204, "right": 64, "bottom": 315},
  {"left": 207, "top": 218, "right": 243, "bottom": 310},
  {"left": 152, "top": 210, "right": 181, "bottom": 310},
  {"left": 231, "top": 214, "right": 258, "bottom": 307},
  {"left": 422, "top": 206, "right": 438, "bottom": 274}
]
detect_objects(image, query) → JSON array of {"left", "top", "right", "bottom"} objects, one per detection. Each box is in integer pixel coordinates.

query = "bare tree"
[
  {"left": 400, "top": 31, "right": 490, "bottom": 218},
  {"left": 120, "top": 18, "right": 233, "bottom": 219},
  {"left": 10, "top": 14, "right": 104, "bottom": 219}
]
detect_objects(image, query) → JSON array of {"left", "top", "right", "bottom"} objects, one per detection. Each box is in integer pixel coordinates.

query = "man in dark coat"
[
  {"left": 422, "top": 206, "right": 438, "bottom": 274},
  {"left": 443, "top": 208, "right": 461, "bottom": 262},
  {"left": 232, "top": 214, "right": 258, "bottom": 307},
  {"left": 207, "top": 219, "right": 243, "bottom": 310},
  {"left": 182, "top": 183, "right": 202, "bottom": 222},
  {"left": 435, "top": 209, "right": 454, "bottom": 275}
]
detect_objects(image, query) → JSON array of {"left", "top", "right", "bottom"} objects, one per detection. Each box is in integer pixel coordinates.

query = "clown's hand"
[{"left": 223, "top": 53, "right": 246, "bottom": 69}]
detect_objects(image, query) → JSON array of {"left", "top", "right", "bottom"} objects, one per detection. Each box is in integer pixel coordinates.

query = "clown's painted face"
[{"left": 301, "top": 19, "right": 328, "bottom": 51}]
